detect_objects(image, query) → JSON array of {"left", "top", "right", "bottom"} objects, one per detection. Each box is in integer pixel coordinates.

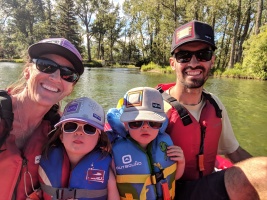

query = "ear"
[
  {"left": 24, "top": 67, "right": 30, "bottom": 80},
  {"left": 59, "top": 133, "right": 63, "bottom": 141},
  {"left": 169, "top": 57, "right": 176, "bottom": 70},
  {"left": 123, "top": 122, "right": 129, "bottom": 131}
]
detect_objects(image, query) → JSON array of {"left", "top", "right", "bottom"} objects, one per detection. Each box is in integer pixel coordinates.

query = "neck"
[{"left": 170, "top": 84, "right": 203, "bottom": 105}]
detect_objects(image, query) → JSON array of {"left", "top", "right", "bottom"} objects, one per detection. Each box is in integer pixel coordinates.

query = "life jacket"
[
  {"left": 39, "top": 145, "right": 111, "bottom": 200},
  {"left": 157, "top": 83, "right": 222, "bottom": 181},
  {"left": 108, "top": 118, "right": 176, "bottom": 200},
  {"left": 0, "top": 120, "right": 51, "bottom": 200},
  {"left": 0, "top": 90, "right": 59, "bottom": 200}
]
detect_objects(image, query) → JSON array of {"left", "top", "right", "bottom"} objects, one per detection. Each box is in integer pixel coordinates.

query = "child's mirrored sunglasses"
[
  {"left": 32, "top": 58, "right": 79, "bottom": 82},
  {"left": 128, "top": 121, "right": 162, "bottom": 129},
  {"left": 62, "top": 122, "right": 97, "bottom": 135},
  {"left": 174, "top": 49, "right": 213, "bottom": 63}
]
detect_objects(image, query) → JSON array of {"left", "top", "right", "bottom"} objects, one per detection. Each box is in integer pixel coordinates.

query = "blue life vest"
[
  {"left": 112, "top": 133, "right": 176, "bottom": 200},
  {"left": 39, "top": 145, "right": 111, "bottom": 200}
]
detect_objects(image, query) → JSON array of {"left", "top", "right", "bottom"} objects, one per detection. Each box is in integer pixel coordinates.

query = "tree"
[
  {"left": 56, "top": 0, "right": 82, "bottom": 53},
  {"left": 242, "top": 25, "right": 267, "bottom": 79}
]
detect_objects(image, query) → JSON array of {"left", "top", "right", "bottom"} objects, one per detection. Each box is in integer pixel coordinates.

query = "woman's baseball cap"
[
  {"left": 120, "top": 87, "right": 166, "bottom": 123},
  {"left": 171, "top": 20, "right": 217, "bottom": 54},
  {"left": 55, "top": 97, "right": 105, "bottom": 131},
  {"left": 28, "top": 38, "right": 84, "bottom": 75}
]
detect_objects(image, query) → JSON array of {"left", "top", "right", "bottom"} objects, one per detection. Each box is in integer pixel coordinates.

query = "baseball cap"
[
  {"left": 54, "top": 97, "right": 105, "bottom": 131},
  {"left": 171, "top": 20, "right": 216, "bottom": 54},
  {"left": 28, "top": 38, "right": 84, "bottom": 75},
  {"left": 120, "top": 87, "right": 166, "bottom": 123}
]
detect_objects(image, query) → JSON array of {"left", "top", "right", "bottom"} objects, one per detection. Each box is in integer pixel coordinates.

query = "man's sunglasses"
[
  {"left": 174, "top": 49, "right": 213, "bottom": 63},
  {"left": 32, "top": 58, "right": 79, "bottom": 82},
  {"left": 62, "top": 122, "right": 97, "bottom": 135},
  {"left": 128, "top": 121, "right": 162, "bottom": 129}
]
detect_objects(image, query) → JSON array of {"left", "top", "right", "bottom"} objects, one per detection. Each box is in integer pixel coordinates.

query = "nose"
[
  {"left": 188, "top": 55, "right": 199, "bottom": 67},
  {"left": 142, "top": 121, "right": 150, "bottom": 129},
  {"left": 49, "top": 69, "right": 61, "bottom": 81},
  {"left": 74, "top": 125, "right": 84, "bottom": 135}
]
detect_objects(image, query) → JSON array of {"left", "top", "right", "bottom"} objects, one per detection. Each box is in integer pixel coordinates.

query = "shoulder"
[{"left": 203, "top": 90, "right": 226, "bottom": 110}]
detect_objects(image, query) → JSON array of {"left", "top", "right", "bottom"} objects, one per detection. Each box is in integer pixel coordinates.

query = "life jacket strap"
[
  {"left": 151, "top": 163, "right": 177, "bottom": 184},
  {"left": 158, "top": 88, "right": 192, "bottom": 126},
  {"left": 40, "top": 183, "right": 107, "bottom": 199}
]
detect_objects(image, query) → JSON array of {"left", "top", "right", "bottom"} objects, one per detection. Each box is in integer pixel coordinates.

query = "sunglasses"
[
  {"left": 128, "top": 121, "right": 162, "bottom": 129},
  {"left": 174, "top": 49, "right": 213, "bottom": 63},
  {"left": 62, "top": 122, "right": 97, "bottom": 135},
  {"left": 32, "top": 58, "right": 79, "bottom": 82}
]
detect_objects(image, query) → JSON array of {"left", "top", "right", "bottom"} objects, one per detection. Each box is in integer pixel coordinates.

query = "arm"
[
  {"left": 167, "top": 145, "right": 185, "bottom": 180},
  {"left": 107, "top": 168, "right": 120, "bottom": 200},
  {"left": 226, "top": 146, "right": 252, "bottom": 163}
]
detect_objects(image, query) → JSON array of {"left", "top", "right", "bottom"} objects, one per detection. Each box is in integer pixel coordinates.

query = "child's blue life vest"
[
  {"left": 107, "top": 107, "right": 176, "bottom": 199},
  {"left": 39, "top": 145, "right": 111, "bottom": 200},
  {"left": 112, "top": 133, "right": 176, "bottom": 200}
]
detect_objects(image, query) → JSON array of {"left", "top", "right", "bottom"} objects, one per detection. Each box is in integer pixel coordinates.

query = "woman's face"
[{"left": 25, "top": 54, "right": 76, "bottom": 107}]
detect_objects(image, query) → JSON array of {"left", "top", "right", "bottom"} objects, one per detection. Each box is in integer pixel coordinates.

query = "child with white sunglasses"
[
  {"left": 38, "top": 97, "right": 119, "bottom": 200},
  {"left": 109, "top": 87, "right": 185, "bottom": 200}
]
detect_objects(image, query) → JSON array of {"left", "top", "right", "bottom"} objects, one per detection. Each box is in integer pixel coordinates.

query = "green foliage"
[
  {"left": 83, "top": 59, "right": 102, "bottom": 67},
  {"left": 242, "top": 25, "right": 267, "bottom": 80}
]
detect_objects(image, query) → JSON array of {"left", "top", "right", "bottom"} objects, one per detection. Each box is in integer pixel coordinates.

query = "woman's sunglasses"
[
  {"left": 174, "top": 49, "right": 213, "bottom": 63},
  {"left": 128, "top": 121, "right": 162, "bottom": 129},
  {"left": 32, "top": 58, "right": 79, "bottom": 82},
  {"left": 62, "top": 122, "right": 97, "bottom": 135}
]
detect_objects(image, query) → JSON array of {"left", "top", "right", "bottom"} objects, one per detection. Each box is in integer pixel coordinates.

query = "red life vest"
[
  {"left": 158, "top": 83, "right": 222, "bottom": 181},
  {"left": 0, "top": 120, "right": 51, "bottom": 200}
]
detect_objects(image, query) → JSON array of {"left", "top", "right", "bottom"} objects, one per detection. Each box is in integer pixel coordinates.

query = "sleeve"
[{"left": 210, "top": 94, "right": 240, "bottom": 155}]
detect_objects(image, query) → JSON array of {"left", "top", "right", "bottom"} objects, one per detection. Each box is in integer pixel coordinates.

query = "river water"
[{"left": 0, "top": 62, "right": 266, "bottom": 156}]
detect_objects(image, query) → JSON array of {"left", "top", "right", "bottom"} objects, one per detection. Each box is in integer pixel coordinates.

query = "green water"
[{"left": 0, "top": 63, "right": 266, "bottom": 156}]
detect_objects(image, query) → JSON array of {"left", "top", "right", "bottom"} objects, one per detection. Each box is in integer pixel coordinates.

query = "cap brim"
[
  {"left": 120, "top": 110, "right": 166, "bottom": 123},
  {"left": 171, "top": 39, "right": 217, "bottom": 54},
  {"left": 54, "top": 117, "right": 104, "bottom": 131},
  {"left": 28, "top": 43, "right": 84, "bottom": 75}
]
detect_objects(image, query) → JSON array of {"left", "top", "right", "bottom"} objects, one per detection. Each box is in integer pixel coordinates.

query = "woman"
[{"left": 0, "top": 38, "right": 84, "bottom": 200}]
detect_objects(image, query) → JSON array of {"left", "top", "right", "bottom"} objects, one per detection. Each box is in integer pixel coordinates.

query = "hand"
[{"left": 167, "top": 145, "right": 185, "bottom": 165}]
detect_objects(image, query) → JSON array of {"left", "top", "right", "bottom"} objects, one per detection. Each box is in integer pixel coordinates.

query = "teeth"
[
  {"left": 186, "top": 71, "right": 201, "bottom": 75},
  {"left": 42, "top": 84, "right": 59, "bottom": 92}
]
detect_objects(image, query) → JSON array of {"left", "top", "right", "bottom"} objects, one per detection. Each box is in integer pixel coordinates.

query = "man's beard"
[{"left": 182, "top": 66, "right": 209, "bottom": 88}]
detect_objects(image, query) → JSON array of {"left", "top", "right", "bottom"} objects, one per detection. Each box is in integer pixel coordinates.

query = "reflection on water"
[{"left": 0, "top": 63, "right": 266, "bottom": 156}]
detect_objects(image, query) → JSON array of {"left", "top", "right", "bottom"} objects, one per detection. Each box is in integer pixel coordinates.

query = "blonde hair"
[{"left": 7, "top": 61, "right": 31, "bottom": 95}]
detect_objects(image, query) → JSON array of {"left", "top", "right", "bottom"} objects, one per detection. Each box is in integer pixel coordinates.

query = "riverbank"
[
  {"left": 140, "top": 61, "right": 267, "bottom": 80},
  {"left": 1, "top": 59, "right": 265, "bottom": 80}
]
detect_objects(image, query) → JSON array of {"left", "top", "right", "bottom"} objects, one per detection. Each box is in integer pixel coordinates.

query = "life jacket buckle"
[
  {"left": 152, "top": 169, "right": 164, "bottom": 184},
  {"left": 57, "top": 188, "right": 76, "bottom": 199}
]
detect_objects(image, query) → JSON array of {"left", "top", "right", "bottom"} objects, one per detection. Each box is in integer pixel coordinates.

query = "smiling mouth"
[
  {"left": 42, "top": 83, "right": 59, "bottom": 93},
  {"left": 185, "top": 70, "right": 202, "bottom": 76}
]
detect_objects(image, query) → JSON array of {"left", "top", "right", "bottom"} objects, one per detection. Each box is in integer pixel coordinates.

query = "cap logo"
[
  {"left": 93, "top": 113, "right": 101, "bottom": 121},
  {"left": 65, "top": 102, "right": 80, "bottom": 114},
  {"left": 176, "top": 26, "right": 192, "bottom": 43},
  {"left": 152, "top": 103, "right": 161, "bottom": 109},
  {"left": 125, "top": 90, "right": 143, "bottom": 108},
  {"left": 41, "top": 38, "right": 63, "bottom": 45}
]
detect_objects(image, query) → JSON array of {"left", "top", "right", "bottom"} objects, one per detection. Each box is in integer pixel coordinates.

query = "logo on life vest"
[
  {"left": 116, "top": 154, "right": 142, "bottom": 170},
  {"left": 122, "top": 155, "right": 132, "bottom": 164},
  {"left": 86, "top": 165, "right": 105, "bottom": 183}
]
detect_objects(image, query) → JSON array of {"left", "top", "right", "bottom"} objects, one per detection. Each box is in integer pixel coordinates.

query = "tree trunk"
[
  {"left": 228, "top": 0, "right": 241, "bottom": 69},
  {"left": 255, "top": 0, "right": 263, "bottom": 35}
]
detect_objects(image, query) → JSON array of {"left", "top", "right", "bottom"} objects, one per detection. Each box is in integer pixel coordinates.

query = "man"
[{"left": 157, "top": 20, "right": 267, "bottom": 200}]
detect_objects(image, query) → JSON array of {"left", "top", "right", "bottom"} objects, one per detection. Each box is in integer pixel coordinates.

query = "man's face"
[{"left": 170, "top": 42, "right": 215, "bottom": 89}]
